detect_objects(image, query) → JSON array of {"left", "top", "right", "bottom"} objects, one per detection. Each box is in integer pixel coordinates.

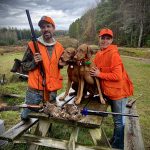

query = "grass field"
[{"left": 0, "top": 47, "right": 150, "bottom": 149}]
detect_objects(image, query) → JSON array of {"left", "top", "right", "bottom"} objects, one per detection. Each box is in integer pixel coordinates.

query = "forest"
[
  {"left": 0, "top": 0, "right": 150, "bottom": 48},
  {"left": 69, "top": 0, "right": 150, "bottom": 47},
  {"left": 0, "top": 28, "right": 67, "bottom": 46}
]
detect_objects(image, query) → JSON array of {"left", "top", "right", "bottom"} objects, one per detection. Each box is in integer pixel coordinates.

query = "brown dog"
[
  {"left": 74, "top": 44, "right": 105, "bottom": 105},
  {"left": 58, "top": 47, "right": 79, "bottom": 100}
]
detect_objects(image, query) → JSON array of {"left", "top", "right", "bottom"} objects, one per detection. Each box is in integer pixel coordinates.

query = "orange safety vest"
[
  {"left": 28, "top": 41, "right": 64, "bottom": 91},
  {"left": 94, "top": 45, "right": 133, "bottom": 100}
]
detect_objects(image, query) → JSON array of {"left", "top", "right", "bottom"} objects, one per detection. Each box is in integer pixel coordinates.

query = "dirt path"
[{"left": 121, "top": 55, "right": 150, "bottom": 64}]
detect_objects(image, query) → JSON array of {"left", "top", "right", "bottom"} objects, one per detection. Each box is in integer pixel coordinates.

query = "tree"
[
  {"left": 68, "top": 0, "right": 150, "bottom": 47},
  {"left": 121, "top": 0, "right": 150, "bottom": 47}
]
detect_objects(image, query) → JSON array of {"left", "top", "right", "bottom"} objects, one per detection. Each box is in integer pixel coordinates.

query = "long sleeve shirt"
[
  {"left": 21, "top": 45, "right": 54, "bottom": 72},
  {"left": 94, "top": 44, "right": 133, "bottom": 100}
]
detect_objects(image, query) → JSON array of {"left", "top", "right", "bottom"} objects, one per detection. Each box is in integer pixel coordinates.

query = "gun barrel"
[
  {"left": 0, "top": 106, "right": 20, "bottom": 112},
  {"left": 61, "top": 95, "right": 75, "bottom": 107},
  {"left": 0, "top": 104, "right": 43, "bottom": 112},
  {"left": 81, "top": 108, "right": 139, "bottom": 117},
  {"left": 26, "top": 9, "right": 36, "bottom": 40}
]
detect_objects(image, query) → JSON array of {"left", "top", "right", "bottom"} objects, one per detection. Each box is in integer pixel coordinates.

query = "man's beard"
[{"left": 43, "top": 32, "right": 53, "bottom": 40}]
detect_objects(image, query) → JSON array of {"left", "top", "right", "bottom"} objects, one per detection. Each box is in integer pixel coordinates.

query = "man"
[
  {"left": 90, "top": 28, "right": 133, "bottom": 149},
  {"left": 21, "top": 16, "right": 64, "bottom": 121}
]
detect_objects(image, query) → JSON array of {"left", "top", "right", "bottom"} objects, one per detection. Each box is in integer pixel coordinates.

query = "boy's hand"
[{"left": 90, "top": 67, "right": 100, "bottom": 77}]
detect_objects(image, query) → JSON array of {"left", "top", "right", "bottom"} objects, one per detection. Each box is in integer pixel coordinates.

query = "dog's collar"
[
  {"left": 76, "top": 54, "right": 91, "bottom": 66},
  {"left": 84, "top": 61, "right": 91, "bottom": 65},
  {"left": 78, "top": 60, "right": 91, "bottom": 66},
  {"left": 70, "top": 65, "right": 74, "bottom": 68},
  {"left": 68, "top": 60, "right": 77, "bottom": 68}
]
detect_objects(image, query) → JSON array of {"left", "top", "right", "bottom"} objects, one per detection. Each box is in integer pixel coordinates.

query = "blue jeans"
[
  {"left": 21, "top": 88, "right": 57, "bottom": 120},
  {"left": 109, "top": 98, "right": 128, "bottom": 149}
]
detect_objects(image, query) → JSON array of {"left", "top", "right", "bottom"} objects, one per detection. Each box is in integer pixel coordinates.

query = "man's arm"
[{"left": 21, "top": 47, "right": 37, "bottom": 71}]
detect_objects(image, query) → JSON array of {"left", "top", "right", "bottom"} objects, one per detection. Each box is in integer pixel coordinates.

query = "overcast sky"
[{"left": 0, "top": 0, "right": 98, "bottom": 30}]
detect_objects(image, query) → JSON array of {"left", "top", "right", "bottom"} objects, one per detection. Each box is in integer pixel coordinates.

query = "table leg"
[
  {"left": 67, "top": 127, "right": 79, "bottom": 150},
  {"left": 89, "top": 128, "right": 102, "bottom": 145},
  {"left": 28, "top": 119, "right": 51, "bottom": 150}
]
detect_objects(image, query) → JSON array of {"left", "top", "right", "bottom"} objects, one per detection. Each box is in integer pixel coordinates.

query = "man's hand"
[
  {"left": 90, "top": 67, "right": 100, "bottom": 77},
  {"left": 34, "top": 53, "right": 42, "bottom": 63}
]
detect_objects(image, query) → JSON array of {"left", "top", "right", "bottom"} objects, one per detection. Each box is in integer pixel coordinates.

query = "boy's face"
[
  {"left": 40, "top": 22, "right": 55, "bottom": 41},
  {"left": 99, "top": 35, "right": 113, "bottom": 49}
]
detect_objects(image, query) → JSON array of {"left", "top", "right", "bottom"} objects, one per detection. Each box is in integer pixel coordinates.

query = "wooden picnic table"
[
  {"left": 0, "top": 97, "right": 109, "bottom": 150},
  {"left": 26, "top": 98, "right": 108, "bottom": 150},
  {"left": 0, "top": 92, "right": 145, "bottom": 150}
]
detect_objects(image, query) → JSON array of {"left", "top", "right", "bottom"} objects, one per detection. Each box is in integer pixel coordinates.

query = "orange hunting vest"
[
  {"left": 94, "top": 45, "right": 133, "bottom": 100},
  {"left": 27, "top": 41, "right": 64, "bottom": 91}
]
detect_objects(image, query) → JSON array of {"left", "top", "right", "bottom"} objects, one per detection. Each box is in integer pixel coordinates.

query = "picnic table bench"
[{"left": 0, "top": 118, "right": 38, "bottom": 141}]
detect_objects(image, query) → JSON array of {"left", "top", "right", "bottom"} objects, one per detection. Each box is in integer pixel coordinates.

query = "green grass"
[
  {"left": 0, "top": 52, "right": 23, "bottom": 79},
  {"left": 86, "top": 45, "right": 150, "bottom": 59},
  {"left": 0, "top": 48, "right": 150, "bottom": 149},
  {"left": 119, "top": 47, "right": 150, "bottom": 59}
]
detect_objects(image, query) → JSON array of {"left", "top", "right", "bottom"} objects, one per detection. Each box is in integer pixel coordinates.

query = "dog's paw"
[
  {"left": 74, "top": 99, "right": 81, "bottom": 105},
  {"left": 59, "top": 96, "right": 65, "bottom": 101},
  {"left": 100, "top": 98, "right": 106, "bottom": 104}
]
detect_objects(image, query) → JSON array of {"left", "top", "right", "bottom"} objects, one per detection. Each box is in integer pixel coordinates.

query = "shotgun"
[
  {"left": 61, "top": 95, "right": 75, "bottom": 108},
  {"left": 26, "top": 9, "right": 48, "bottom": 101},
  {"left": 81, "top": 108, "right": 139, "bottom": 117},
  {"left": 0, "top": 104, "right": 43, "bottom": 112}
]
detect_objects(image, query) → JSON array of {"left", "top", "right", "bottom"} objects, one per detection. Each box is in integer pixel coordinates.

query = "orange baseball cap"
[
  {"left": 99, "top": 28, "right": 113, "bottom": 37},
  {"left": 38, "top": 16, "right": 55, "bottom": 28}
]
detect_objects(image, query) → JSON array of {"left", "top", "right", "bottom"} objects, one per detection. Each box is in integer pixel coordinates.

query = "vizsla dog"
[
  {"left": 74, "top": 44, "right": 105, "bottom": 105},
  {"left": 58, "top": 47, "right": 79, "bottom": 100}
]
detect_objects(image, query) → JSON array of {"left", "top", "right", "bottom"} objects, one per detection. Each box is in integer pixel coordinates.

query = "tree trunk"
[
  {"left": 130, "top": 27, "right": 133, "bottom": 46},
  {"left": 138, "top": 20, "right": 143, "bottom": 47}
]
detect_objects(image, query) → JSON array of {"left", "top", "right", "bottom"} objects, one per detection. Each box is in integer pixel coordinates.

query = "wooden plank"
[
  {"left": 124, "top": 105, "right": 145, "bottom": 150},
  {"left": 75, "top": 97, "right": 108, "bottom": 128},
  {"left": 29, "top": 112, "right": 103, "bottom": 129},
  {"left": 34, "top": 119, "right": 51, "bottom": 136},
  {"left": 15, "top": 134, "right": 110, "bottom": 150},
  {"left": 89, "top": 128, "right": 102, "bottom": 145},
  {"left": 28, "top": 119, "right": 51, "bottom": 150},
  {"left": 0, "top": 118, "right": 38, "bottom": 141},
  {"left": 68, "top": 127, "right": 79, "bottom": 150},
  {"left": 1, "top": 93, "right": 24, "bottom": 98}
]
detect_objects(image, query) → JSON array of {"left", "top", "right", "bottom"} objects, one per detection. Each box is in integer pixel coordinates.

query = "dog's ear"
[
  {"left": 73, "top": 50, "right": 76, "bottom": 56},
  {"left": 87, "top": 46, "right": 93, "bottom": 58},
  {"left": 71, "top": 50, "right": 76, "bottom": 58}
]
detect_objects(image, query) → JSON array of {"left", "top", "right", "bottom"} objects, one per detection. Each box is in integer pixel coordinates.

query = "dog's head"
[
  {"left": 59, "top": 47, "right": 76, "bottom": 66},
  {"left": 74, "top": 44, "right": 92, "bottom": 61}
]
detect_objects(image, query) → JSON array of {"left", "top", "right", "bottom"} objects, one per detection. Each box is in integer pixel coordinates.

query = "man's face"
[
  {"left": 99, "top": 35, "right": 113, "bottom": 49},
  {"left": 40, "top": 22, "right": 55, "bottom": 41}
]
